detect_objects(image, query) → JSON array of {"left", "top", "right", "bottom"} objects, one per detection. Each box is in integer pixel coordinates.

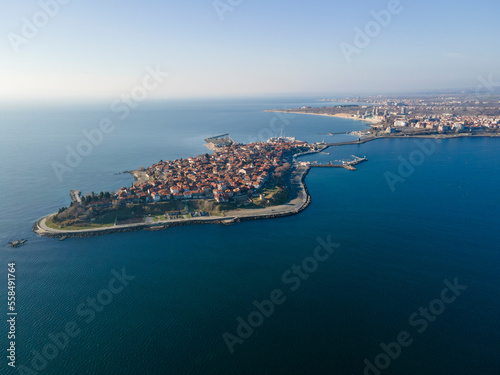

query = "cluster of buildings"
[
  {"left": 342, "top": 102, "right": 500, "bottom": 134},
  {"left": 98, "top": 140, "right": 308, "bottom": 207},
  {"left": 323, "top": 95, "right": 498, "bottom": 107},
  {"left": 384, "top": 114, "right": 500, "bottom": 133}
]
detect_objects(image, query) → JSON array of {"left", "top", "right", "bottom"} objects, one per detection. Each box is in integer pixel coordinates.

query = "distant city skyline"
[{"left": 1, "top": 0, "right": 499, "bottom": 101}]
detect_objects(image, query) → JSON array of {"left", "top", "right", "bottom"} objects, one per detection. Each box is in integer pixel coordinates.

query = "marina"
[{"left": 300, "top": 155, "right": 368, "bottom": 171}]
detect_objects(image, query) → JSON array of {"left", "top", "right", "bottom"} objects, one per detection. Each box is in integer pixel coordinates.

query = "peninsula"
[
  {"left": 35, "top": 138, "right": 349, "bottom": 238},
  {"left": 34, "top": 93, "right": 500, "bottom": 238}
]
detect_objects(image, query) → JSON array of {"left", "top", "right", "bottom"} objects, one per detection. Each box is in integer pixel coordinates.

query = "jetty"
[
  {"left": 204, "top": 133, "right": 234, "bottom": 150},
  {"left": 304, "top": 155, "right": 368, "bottom": 171}
]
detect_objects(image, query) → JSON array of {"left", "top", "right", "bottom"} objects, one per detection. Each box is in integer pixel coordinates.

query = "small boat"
[{"left": 59, "top": 236, "right": 68, "bottom": 241}]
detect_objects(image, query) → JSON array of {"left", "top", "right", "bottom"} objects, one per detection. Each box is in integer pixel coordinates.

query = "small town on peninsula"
[
  {"left": 40, "top": 135, "right": 316, "bottom": 233},
  {"left": 35, "top": 94, "right": 500, "bottom": 237}
]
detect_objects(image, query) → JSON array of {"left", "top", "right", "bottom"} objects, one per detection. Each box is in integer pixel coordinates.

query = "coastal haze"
[
  {"left": 2, "top": 0, "right": 500, "bottom": 375},
  {"left": 1, "top": 0, "right": 500, "bottom": 100}
]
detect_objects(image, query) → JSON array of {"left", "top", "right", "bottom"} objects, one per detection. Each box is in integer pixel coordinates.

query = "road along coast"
[{"left": 33, "top": 166, "right": 313, "bottom": 238}]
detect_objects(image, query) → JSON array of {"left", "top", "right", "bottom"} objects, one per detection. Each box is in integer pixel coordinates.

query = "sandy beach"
[{"left": 264, "top": 110, "right": 379, "bottom": 124}]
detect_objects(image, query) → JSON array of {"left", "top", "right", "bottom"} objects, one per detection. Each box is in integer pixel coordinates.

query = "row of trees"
[
  {"left": 273, "top": 162, "right": 292, "bottom": 186},
  {"left": 83, "top": 191, "right": 111, "bottom": 204}
]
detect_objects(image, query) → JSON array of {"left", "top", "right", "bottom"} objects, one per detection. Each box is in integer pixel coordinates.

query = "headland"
[{"left": 34, "top": 93, "right": 500, "bottom": 238}]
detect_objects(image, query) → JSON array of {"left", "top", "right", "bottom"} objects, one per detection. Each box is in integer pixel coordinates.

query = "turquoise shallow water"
[{"left": 0, "top": 99, "right": 499, "bottom": 374}]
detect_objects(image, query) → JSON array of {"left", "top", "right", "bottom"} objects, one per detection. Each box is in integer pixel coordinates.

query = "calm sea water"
[{"left": 0, "top": 99, "right": 499, "bottom": 374}]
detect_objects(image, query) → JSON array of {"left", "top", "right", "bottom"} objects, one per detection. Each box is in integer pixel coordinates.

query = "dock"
[
  {"left": 204, "top": 133, "right": 235, "bottom": 151},
  {"left": 304, "top": 155, "right": 368, "bottom": 171},
  {"left": 204, "top": 133, "right": 230, "bottom": 142}
]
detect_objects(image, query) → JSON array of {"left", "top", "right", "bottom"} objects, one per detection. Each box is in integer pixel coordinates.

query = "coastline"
[
  {"left": 264, "top": 109, "right": 378, "bottom": 124},
  {"left": 33, "top": 166, "right": 313, "bottom": 238},
  {"left": 131, "top": 170, "right": 149, "bottom": 185}
]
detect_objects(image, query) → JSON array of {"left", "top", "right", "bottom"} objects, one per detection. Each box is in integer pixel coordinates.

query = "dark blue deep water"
[{"left": 1, "top": 99, "right": 499, "bottom": 374}]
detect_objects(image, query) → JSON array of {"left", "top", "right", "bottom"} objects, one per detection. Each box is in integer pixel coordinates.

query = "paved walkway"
[{"left": 35, "top": 213, "right": 231, "bottom": 235}]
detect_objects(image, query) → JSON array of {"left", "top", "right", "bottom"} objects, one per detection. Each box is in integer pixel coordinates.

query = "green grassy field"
[
  {"left": 50, "top": 188, "right": 290, "bottom": 230},
  {"left": 45, "top": 216, "right": 115, "bottom": 230},
  {"left": 248, "top": 185, "right": 289, "bottom": 208}
]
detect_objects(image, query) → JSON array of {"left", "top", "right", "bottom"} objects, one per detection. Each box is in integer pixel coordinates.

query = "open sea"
[{"left": 0, "top": 98, "right": 499, "bottom": 374}]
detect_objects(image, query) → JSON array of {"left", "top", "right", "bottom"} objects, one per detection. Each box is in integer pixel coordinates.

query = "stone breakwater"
[{"left": 33, "top": 167, "right": 313, "bottom": 239}]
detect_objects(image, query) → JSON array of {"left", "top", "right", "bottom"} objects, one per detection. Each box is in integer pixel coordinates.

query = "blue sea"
[{"left": 1, "top": 98, "right": 499, "bottom": 374}]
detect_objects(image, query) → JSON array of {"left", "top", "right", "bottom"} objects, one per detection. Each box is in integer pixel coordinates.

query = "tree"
[{"left": 273, "top": 163, "right": 292, "bottom": 185}]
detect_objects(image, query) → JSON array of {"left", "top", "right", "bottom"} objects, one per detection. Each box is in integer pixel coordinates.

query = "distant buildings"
[{"left": 394, "top": 120, "right": 408, "bottom": 127}]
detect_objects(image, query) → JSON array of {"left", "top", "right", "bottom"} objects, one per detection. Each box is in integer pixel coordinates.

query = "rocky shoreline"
[{"left": 33, "top": 167, "right": 313, "bottom": 239}]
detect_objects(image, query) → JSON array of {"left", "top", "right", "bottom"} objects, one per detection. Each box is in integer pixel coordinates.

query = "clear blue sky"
[{"left": 1, "top": 0, "right": 499, "bottom": 100}]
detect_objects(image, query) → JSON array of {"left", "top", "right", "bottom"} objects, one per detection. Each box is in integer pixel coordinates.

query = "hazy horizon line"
[{"left": 0, "top": 86, "right": 488, "bottom": 106}]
